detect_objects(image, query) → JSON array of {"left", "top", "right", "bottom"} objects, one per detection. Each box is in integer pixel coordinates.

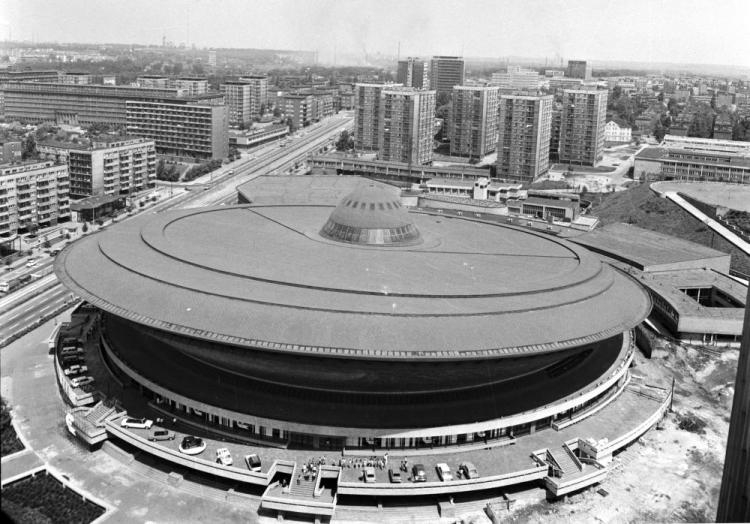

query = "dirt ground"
[{"left": 498, "top": 341, "right": 737, "bottom": 523}]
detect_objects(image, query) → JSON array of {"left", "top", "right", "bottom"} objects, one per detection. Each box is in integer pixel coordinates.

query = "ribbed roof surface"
[{"left": 320, "top": 184, "right": 421, "bottom": 246}]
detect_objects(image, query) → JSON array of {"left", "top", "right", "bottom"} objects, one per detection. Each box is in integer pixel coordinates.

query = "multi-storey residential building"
[
  {"left": 60, "top": 72, "right": 92, "bottom": 85},
  {"left": 429, "top": 56, "right": 465, "bottom": 98},
  {"left": 558, "top": 89, "right": 607, "bottom": 166},
  {"left": 604, "top": 121, "right": 632, "bottom": 143},
  {"left": 634, "top": 135, "right": 750, "bottom": 184},
  {"left": 354, "top": 83, "right": 402, "bottom": 151},
  {"left": 0, "top": 141, "right": 22, "bottom": 164},
  {"left": 126, "top": 95, "right": 228, "bottom": 161},
  {"left": 38, "top": 137, "right": 156, "bottom": 199},
  {"left": 397, "top": 58, "right": 429, "bottom": 88},
  {"left": 550, "top": 104, "right": 562, "bottom": 162},
  {"left": 713, "top": 114, "right": 733, "bottom": 140},
  {"left": 136, "top": 75, "right": 171, "bottom": 89},
  {"left": 3, "top": 82, "right": 181, "bottom": 125},
  {"left": 0, "top": 160, "right": 70, "bottom": 238},
  {"left": 282, "top": 94, "right": 314, "bottom": 130},
  {"left": 221, "top": 81, "right": 255, "bottom": 126},
  {"left": 378, "top": 87, "right": 436, "bottom": 165},
  {"left": 490, "top": 68, "right": 540, "bottom": 91},
  {"left": 449, "top": 86, "right": 500, "bottom": 158},
  {"left": 0, "top": 70, "right": 60, "bottom": 116},
  {"left": 496, "top": 94, "right": 553, "bottom": 183},
  {"left": 238, "top": 75, "right": 269, "bottom": 117},
  {"left": 173, "top": 77, "right": 209, "bottom": 97},
  {"left": 566, "top": 60, "right": 592, "bottom": 80}
]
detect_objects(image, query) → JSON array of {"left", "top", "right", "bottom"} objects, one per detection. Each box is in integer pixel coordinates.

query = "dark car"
[
  {"left": 244, "top": 453, "right": 262, "bottom": 472},
  {"left": 412, "top": 463, "right": 427, "bottom": 482},
  {"left": 388, "top": 468, "right": 402, "bottom": 483},
  {"left": 148, "top": 428, "right": 175, "bottom": 441}
]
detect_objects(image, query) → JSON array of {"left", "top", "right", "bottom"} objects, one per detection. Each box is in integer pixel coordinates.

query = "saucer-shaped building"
[{"left": 56, "top": 183, "right": 651, "bottom": 450}]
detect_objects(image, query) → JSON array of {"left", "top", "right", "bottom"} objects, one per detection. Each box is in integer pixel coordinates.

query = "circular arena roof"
[{"left": 55, "top": 197, "right": 651, "bottom": 360}]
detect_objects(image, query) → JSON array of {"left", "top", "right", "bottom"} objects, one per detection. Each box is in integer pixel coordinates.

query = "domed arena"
[{"left": 56, "top": 180, "right": 653, "bottom": 450}]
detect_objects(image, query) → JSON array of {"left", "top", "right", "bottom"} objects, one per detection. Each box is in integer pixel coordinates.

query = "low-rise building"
[
  {"left": 634, "top": 135, "right": 750, "bottom": 184},
  {"left": 38, "top": 136, "right": 156, "bottom": 199},
  {"left": 0, "top": 160, "right": 70, "bottom": 238},
  {"left": 604, "top": 121, "right": 632, "bottom": 143},
  {"left": 713, "top": 114, "right": 733, "bottom": 140}
]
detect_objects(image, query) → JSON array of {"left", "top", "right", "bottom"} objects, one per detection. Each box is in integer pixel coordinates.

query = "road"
[{"left": 0, "top": 114, "right": 353, "bottom": 345}]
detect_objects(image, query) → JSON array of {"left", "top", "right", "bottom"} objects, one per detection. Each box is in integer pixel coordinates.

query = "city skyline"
[{"left": 2, "top": 0, "right": 750, "bottom": 69}]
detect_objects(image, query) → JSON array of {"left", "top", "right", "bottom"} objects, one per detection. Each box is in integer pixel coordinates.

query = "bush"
[
  {"left": 1, "top": 397, "right": 24, "bottom": 457},
  {"left": 677, "top": 411, "right": 707, "bottom": 435}
]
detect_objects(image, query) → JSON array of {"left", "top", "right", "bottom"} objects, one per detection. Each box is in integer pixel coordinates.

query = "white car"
[
  {"left": 436, "top": 463, "right": 453, "bottom": 482},
  {"left": 64, "top": 365, "right": 88, "bottom": 376},
  {"left": 120, "top": 417, "right": 153, "bottom": 429},
  {"left": 60, "top": 347, "right": 83, "bottom": 356},
  {"left": 70, "top": 376, "right": 94, "bottom": 388},
  {"left": 26, "top": 259, "right": 39, "bottom": 268},
  {"left": 216, "top": 447, "right": 233, "bottom": 466},
  {"left": 179, "top": 436, "right": 206, "bottom": 455}
]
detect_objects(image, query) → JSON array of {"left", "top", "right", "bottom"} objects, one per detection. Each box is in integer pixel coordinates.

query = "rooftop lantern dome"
[{"left": 320, "top": 184, "right": 422, "bottom": 246}]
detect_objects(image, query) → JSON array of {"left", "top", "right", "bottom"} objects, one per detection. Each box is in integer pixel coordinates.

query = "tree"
[
  {"left": 22, "top": 134, "right": 36, "bottom": 160},
  {"left": 82, "top": 223, "right": 89, "bottom": 233},
  {"left": 273, "top": 106, "right": 282, "bottom": 118},
  {"left": 335, "top": 130, "right": 354, "bottom": 151}
]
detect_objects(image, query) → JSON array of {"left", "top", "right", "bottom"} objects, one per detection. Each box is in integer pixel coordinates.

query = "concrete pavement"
[{"left": 1, "top": 312, "right": 261, "bottom": 523}]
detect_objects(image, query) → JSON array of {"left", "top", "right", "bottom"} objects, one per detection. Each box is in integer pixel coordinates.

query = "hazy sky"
[{"left": 2, "top": 0, "right": 749, "bottom": 67}]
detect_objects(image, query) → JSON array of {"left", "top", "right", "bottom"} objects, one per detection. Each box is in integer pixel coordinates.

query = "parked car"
[
  {"left": 436, "top": 463, "right": 453, "bottom": 482},
  {"left": 60, "top": 346, "right": 83, "bottom": 356},
  {"left": 388, "top": 468, "right": 402, "bottom": 483},
  {"left": 120, "top": 417, "right": 153, "bottom": 429},
  {"left": 244, "top": 453, "right": 262, "bottom": 472},
  {"left": 216, "top": 447, "right": 233, "bottom": 466},
  {"left": 64, "top": 365, "right": 88, "bottom": 376},
  {"left": 363, "top": 467, "right": 376, "bottom": 483},
  {"left": 61, "top": 355, "right": 84, "bottom": 365},
  {"left": 148, "top": 428, "right": 175, "bottom": 441},
  {"left": 26, "top": 259, "right": 39, "bottom": 268},
  {"left": 70, "top": 376, "right": 94, "bottom": 387},
  {"left": 179, "top": 436, "right": 206, "bottom": 455},
  {"left": 460, "top": 462, "right": 479, "bottom": 479},
  {"left": 412, "top": 464, "right": 427, "bottom": 482}
]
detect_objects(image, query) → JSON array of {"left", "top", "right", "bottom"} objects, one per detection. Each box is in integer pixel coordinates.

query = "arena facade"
[{"left": 55, "top": 177, "right": 671, "bottom": 517}]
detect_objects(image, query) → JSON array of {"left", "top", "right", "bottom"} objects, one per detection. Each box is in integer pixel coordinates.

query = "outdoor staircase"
[
  {"left": 549, "top": 446, "right": 582, "bottom": 477},
  {"left": 287, "top": 477, "right": 317, "bottom": 500}
]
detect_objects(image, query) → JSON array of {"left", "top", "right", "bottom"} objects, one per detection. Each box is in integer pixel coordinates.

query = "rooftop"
[
  {"left": 56, "top": 177, "right": 650, "bottom": 360},
  {"left": 570, "top": 223, "right": 730, "bottom": 271}
]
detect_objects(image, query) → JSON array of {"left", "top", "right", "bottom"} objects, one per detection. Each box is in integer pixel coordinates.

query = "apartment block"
[
  {"left": 3, "top": 82, "right": 181, "bottom": 125},
  {"left": 558, "top": 90, "right": 607, "bottom": 166},
  {"left": 173, "top": 77, "right": 209, "bottom": 97},
  {"left": 397, "top": 58, "right": 429, "bottom": 88},
  {"left": 491, "top": 69, "right": 540, "bottom": 91},
  {"left": 450, "top": 85, "right": 500, "bottom": 157},
  {"left": 496, "top": 94, "right": 553, "bottom": 183},
  {"left": 354, "top": 83, "right": 402, "bottom": 151},
  {"left": 566, "top": 60, "right": 592, "bottom": 80},
  {"left": 38, "top": 137, "right": 156, "bottom": 199},
  {"left": 378, "top": 87, "right": 436, "bottom": 165},
  {"left": 0, "top": 141, "right": 22, "bottom": 164},
  {"left": 136, "top": 75, "right": 171, "bottom": 89},
  {"left": 126, "top": 96, "right": 228, "bottom": 161},
  {"left": 239, "top": 75, "right": 269, "bottom": 117},
  {"left": 0, "top": 160, "right": 70, "bottom": 238},
  {"left": 282, "top": 94, "right": 314, "bottom": 130},
  {"left": 429, "top": 56, "right": 465, "bottom": 98},
  {"left": 60, "top": 72, "right": 92, "bottom": 85},
  {"left": 221, "top": 81, "right": 255, "bottom": 126}
]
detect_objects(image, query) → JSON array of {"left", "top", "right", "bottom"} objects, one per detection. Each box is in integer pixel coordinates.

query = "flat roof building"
[
  {"left": 238, "top": 75, "right": 269, "bottom": 118},
  {"left": 491, "top": 69, "right": 540, "bottom": 91},
  {"left": 3, "top": 82, "right": 182, "bottom": 125},
  {"left": 558, "top": 89, "right": 607, "bottom": 166},
  {"left": 397, "top": 58, "right": 429, "bottom": 89},
  {"left": 173, "top": 77, "right": 208, "bottom": 97},
  {"left": 634, "top": 135, "right": 750, "bottom": 184},
  {"left": 0, "top": 140, "right": 23, "bottom": 164},
  {"left": 353, "top": 83, "right": 402, "bottom": 151},
  {"left": 38, "top": 136, "right": 156, "bottom": 199},
  {"left": 450, "top": 85, "right": 500, "bottom": 158},
  {"left": 496, "top": 94, "right": 553, "bottom": 183},
  {"left": 126, "top": 96, "right": 228, "bottom": 161},
  {"left": 378, "top": 87, "right": 436, "bottom": 165},
  {"left": 0, "top": 160, "right": 70, "bottom": 238},
  {"left": 566, "top": 60, "right": 592, "bottom": 80},
  {"left": 430, "top": 56, "right": 465, "bottom": 98}
]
